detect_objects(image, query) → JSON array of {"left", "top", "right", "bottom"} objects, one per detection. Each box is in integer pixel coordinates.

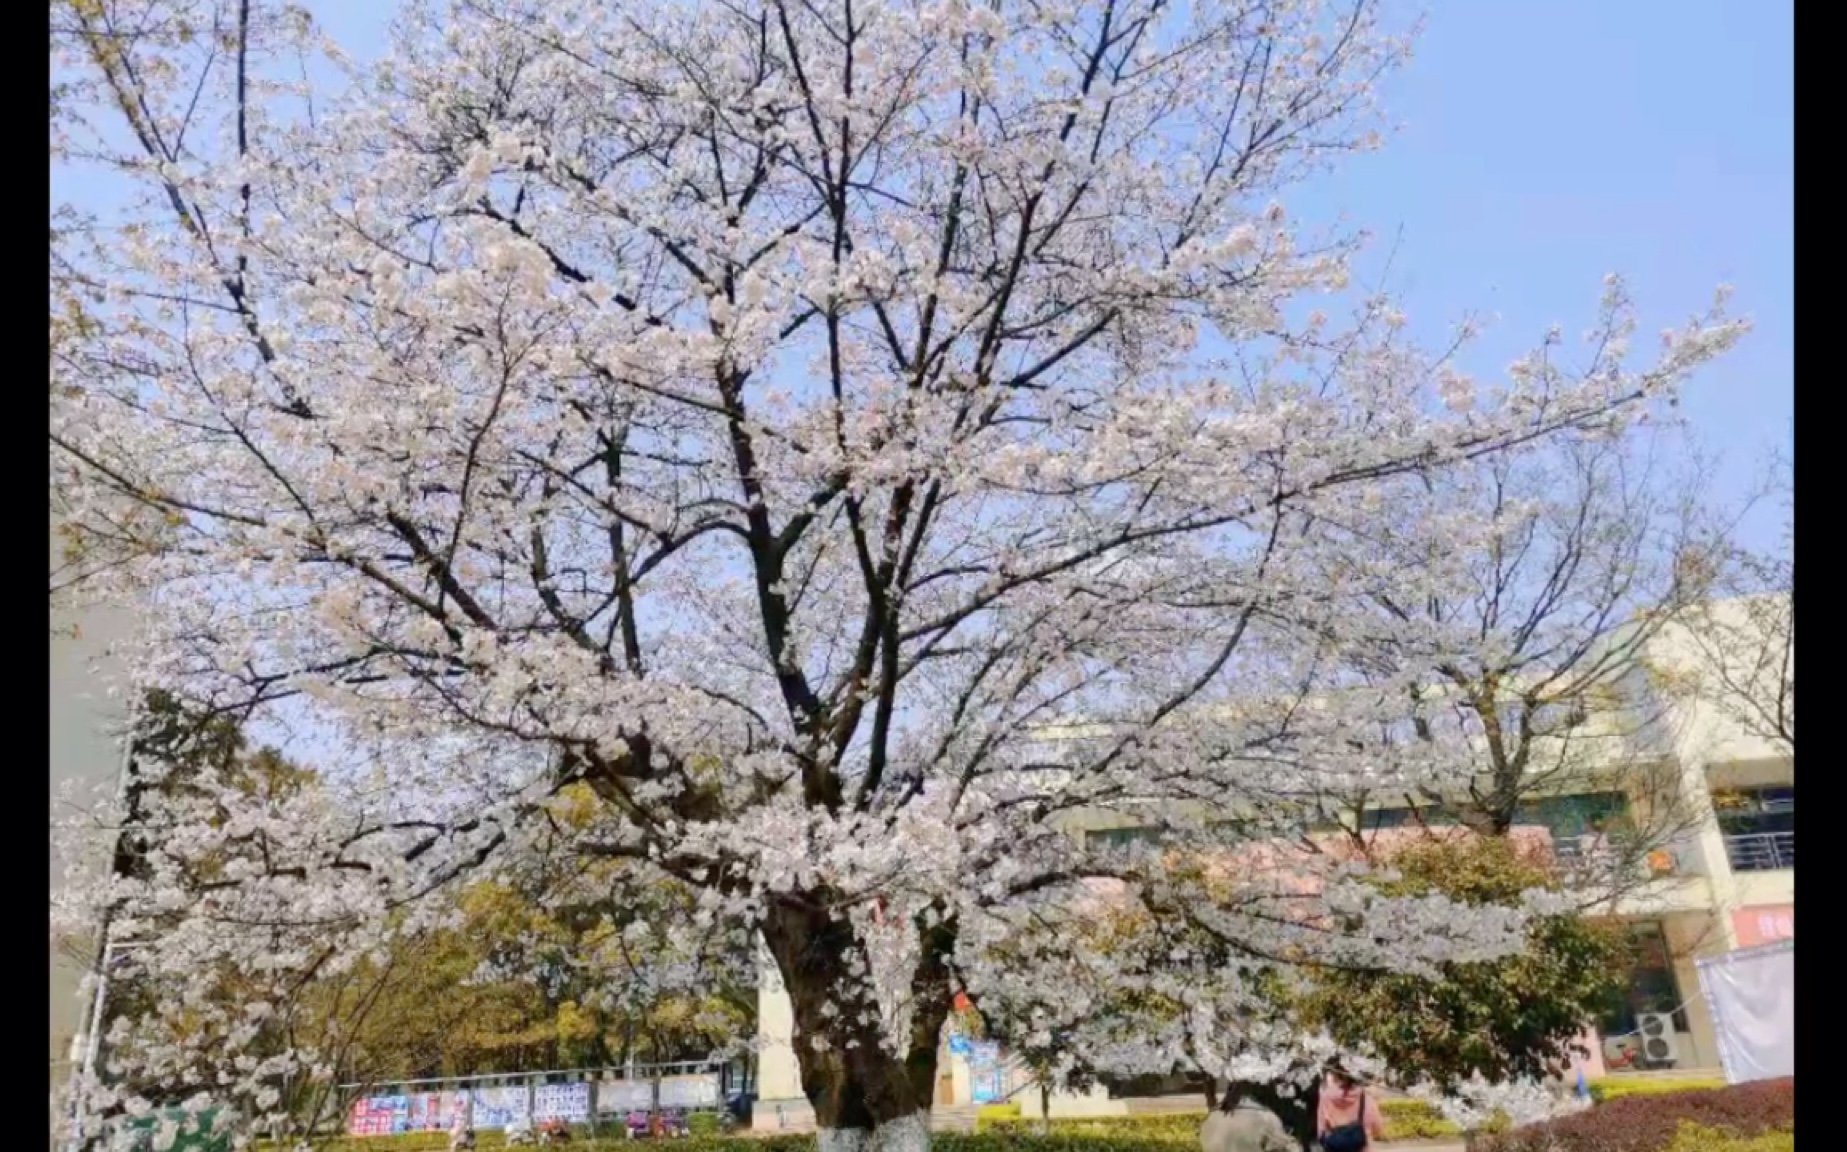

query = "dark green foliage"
[{"left": 1297, "top": 835, "right": 1632, "bottom": 1090}]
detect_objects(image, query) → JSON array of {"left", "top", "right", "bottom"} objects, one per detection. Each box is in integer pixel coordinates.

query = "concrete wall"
[
  {"left": 1663, "top": 912, "right": 1728, "bottom": 1071},
  {"left": 1648, "top": 596, "right": 1794, "bottom": 771}
]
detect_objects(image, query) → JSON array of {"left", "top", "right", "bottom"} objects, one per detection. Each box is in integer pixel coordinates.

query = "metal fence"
[
  {"left": 337, "top": 1060, "right": 750, "bottom": 1138},
  {"left": 1724, "top": 830, "right": 1794, "bottom": 872}
]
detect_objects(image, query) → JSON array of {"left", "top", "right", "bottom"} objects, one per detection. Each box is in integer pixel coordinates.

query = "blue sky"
[{"left": 1301, "top": 0, "right": 1793, "bottom": 543}]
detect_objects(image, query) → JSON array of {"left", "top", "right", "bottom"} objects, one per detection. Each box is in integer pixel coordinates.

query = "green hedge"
[
  {"left": 1663, "top": 1124, "right": 1793, "bottom": 1152},
  {"left": 247, "top": 1083, "right": 1756, "bottom": 1152},
  {"left": 289, "top": 1138, "right": 1164, "bottom": 1152},
  {"left": 974, "top": 1082, "right": 1734, "bottom": 1140},
  {"left": 279, "top": 1138, "right": 1778, "bottom": 1152},
  {"left": 979, "top": 1115, "right": 1198, "bottom": 1138},
  {"left": 1380, "top": 1099, "right": 1464, "bottom": 1140},
  {"left": 274, "top": 1138, "right": 808, "bottom": 1152},
  {"left": 1589, "top": 1077, "right": 1728, "bottom": 1103},
  {"left": 977, "top": 1102, "right": 1465, "bottom": 1141}
]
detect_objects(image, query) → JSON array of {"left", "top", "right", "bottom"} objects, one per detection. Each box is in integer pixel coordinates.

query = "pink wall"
[
  {"left": 1568, "top": 1027, "right": 1607, "bottom": 1080},
  {"left": 1732, "top": 904, "right": 1794, "bottom": 948}
]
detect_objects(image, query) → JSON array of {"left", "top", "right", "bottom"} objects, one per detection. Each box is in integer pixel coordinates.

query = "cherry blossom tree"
[
  {"left": 50, "top": 0, "right": 1745, "bottom": 1146},
  {"left": 1297, "top": 432, "right": 1727, "bottom": 899},
  {"left": 1677, "top": 452, "right": 1793, "bottom": 755}
]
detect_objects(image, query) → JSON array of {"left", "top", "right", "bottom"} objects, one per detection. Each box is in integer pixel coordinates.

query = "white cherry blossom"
[{"left": 50, "top": 0, "right": 1746, "bottom": 1145}]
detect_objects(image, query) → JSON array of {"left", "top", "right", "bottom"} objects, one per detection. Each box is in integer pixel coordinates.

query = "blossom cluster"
[{"left": 50, "top": 0, "right": 1744, "bottom": 1141}]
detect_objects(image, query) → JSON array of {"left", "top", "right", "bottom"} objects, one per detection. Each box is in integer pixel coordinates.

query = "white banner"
[
  {"left": 1697, "top": 940, "right": 1794, "bottom": 1084},
  {"left": 533, "top": 1082, "right": 591, "bottom": 1123},
  {"left": 597, "top": 1079, "right": 655, "bottom": 1113},
  {"left": 469, "top": 1086, "right": 532, "bottom": 1129},
  {"left": 658, "top": 1074, "right": 721, "bottom": 1108}
]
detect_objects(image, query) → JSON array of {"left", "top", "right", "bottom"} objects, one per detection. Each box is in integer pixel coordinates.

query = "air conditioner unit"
[{"left": 1636, "top": 1013, "right": 1680, "bottom": 1066}]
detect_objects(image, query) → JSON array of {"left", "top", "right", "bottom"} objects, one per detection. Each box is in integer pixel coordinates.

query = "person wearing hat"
[
  {"left": 1201, "top": 1084, "right": 1301, "bottom": 1152},
  {"left": 1315, "top": 1067, "right": 1384, "bottom": 1152}
]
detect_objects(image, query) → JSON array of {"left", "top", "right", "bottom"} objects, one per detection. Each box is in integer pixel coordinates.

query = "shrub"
[
  {"left": 936, "top": 1135, "right": 1177, "bottom": 1152},
  {"left": 1663, "top": 1122, "right": 1793, "bottom": 1152},
  {"left": 271, "top": 1094, "right": 1785, "bottom": 1152},
  {"left": 1380, "top": 1100, "right": 1463, "bottom": 1140},
  {"left": 1470, "top": 1078, "right": 1793, "bottom": 1152},
  {"left": 1296, "top": 836, "right": 1632, "bottom": 1093},
  {"left": 980, "top": 1114, "right": 1198, "bottom": 1139},
  {"left": 979, "top": 1101, "right": 1472, "bottom": 1142},
  {"left": 292, "top": 1138, "right": 818, "bottom": 1152},
  {"left": 1590, "top": 1077, "right": 1727, "bottom": 1103}
]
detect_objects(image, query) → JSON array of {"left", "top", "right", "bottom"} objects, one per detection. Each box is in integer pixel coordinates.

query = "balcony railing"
[
  {"left": 1724, "top": 830, "right": 1794, "bottom": 872},
  {"left": 1551, "top": 834, "right": 1685, "bottom": 880}
]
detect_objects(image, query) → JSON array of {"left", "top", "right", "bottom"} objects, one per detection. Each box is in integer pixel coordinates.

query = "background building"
[
  {"left": 49, "top": 508, "right": 137, "bottom": 1142},
  {"left": 750, "top": 595, "right": 1793, "bottom": 1122}
]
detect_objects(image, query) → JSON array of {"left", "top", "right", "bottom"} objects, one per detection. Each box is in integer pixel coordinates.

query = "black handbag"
[{"left": 1320, "top": 1092, "right": 1369, "bottom": 1152}]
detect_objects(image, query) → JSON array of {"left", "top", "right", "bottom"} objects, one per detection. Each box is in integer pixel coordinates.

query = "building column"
[{"left": 752, "top": 948, "right": 810, "bottom": 1130}]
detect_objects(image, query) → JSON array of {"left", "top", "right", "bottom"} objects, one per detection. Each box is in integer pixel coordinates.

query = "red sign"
[{"left": 1732, "top": 904, "right": 1794, "bottom": 948}]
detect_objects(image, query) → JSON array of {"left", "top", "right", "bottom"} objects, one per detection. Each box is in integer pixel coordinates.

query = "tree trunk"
[{"left": 762, "top": 898, "right": 954, "bottom": 1152}]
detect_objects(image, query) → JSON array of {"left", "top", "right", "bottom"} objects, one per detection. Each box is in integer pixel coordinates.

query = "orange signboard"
[{"left": 1732, "top": 904, "right": 1794, "bottom": 949}]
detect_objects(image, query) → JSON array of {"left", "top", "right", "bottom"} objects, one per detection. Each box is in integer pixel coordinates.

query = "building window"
[
  {"left": 1514, "top": 792, "right": 1630, "bottom": 839},
  {"left": 1360, "top": 804, "right": 1455, "bottom": 831},
  {"left": 1715, "top": 787, "right": 1794, "bottom": 872},
  {"left": 1087, "top": 825, "right": 1163, "bottom": 850},
  {"left": 1356, "top": 794, "right": 1629, "bottom": 841}
]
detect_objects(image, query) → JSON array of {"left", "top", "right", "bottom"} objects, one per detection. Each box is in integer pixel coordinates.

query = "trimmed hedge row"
[
  {"left": 978, "top": 1100, "right": 1462, "bottom": 1141},
  {"left": 277, "top": 1138, "right": 814, "bottom": 1152},
  {"left": 976, "top": 1078, "right": 1733, "bottom": 1140},
  {"left": 1589, "top": 1077, "right": 1728, "bottom": 1103},
  {"left": 1663, "top": 1125, "right": 1793, "bottom": 1152},
  {"left": 259, "top": 1078, "right": 1766, "bottom": 1152},
  {"left": 270, "top": 1130, "right": 1797, "bottom": 1152},
  {"left": 1472, "top": 1079, "right": 1793, "bottom": 1152}
]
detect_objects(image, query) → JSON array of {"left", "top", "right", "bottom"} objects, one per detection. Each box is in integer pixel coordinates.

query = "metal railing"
[
  {"left": 1552, "top": 834, "right": 1676, "bottom": 876},
  {"left": 1552, "top": 835, "right": 1620, "bottom": 864},
  {"left": 1723, "top": 830, "right": 1794, "bottom": 872}
]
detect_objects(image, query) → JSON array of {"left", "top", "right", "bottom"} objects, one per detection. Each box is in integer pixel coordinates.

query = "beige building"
[
  {"left": 1601, "top": 594, "right": 1794, "bottom": 1073},
  {"left": 751, "top": 595, "right": 1794, "bottom": 1122}
]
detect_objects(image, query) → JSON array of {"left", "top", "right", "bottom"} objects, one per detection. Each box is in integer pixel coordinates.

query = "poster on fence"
[
  {"left": 345, "top": 1098, "right": 382, "bottom": 1137},
  {"left": 470, "top": 1085, "right": 531, "bottom": 1129},
  {"left": 533, "top": 1082, "right": 591, "bottom": 1123},
  {"left": 346, "top": 1095, "right": 410, "bottom": 1136},
  {"left": 405, "top": 1092, "right": 458, "bottom": 1132},
  {"left": 347, "top": 1091, "right": 463, "bottom": 1137},
  {"left": 597, "top": 1078, "right": 654, "bottom": 1113},
  {"left": 658, "top": 1073, "right": 722, "bottom": 1108}
]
